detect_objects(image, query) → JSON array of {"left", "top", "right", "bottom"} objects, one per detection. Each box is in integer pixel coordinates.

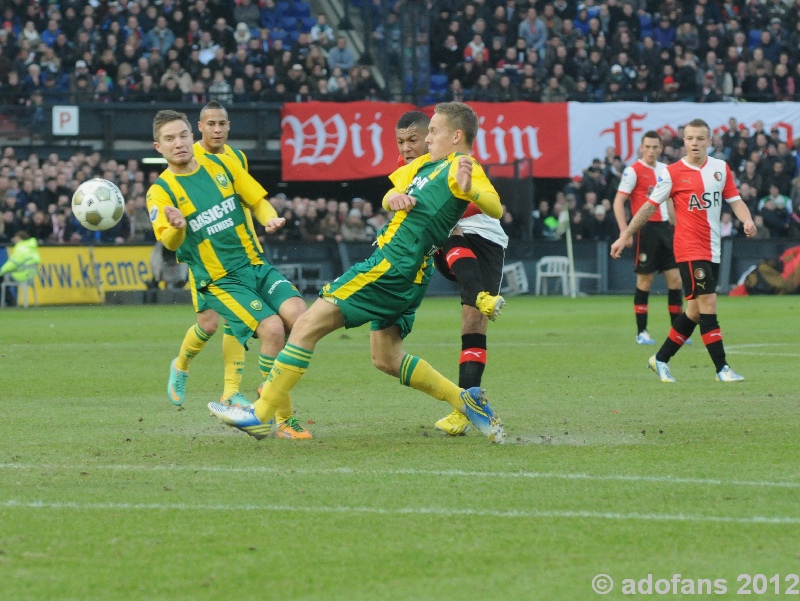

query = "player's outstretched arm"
[
  {"left": 160, "top": 205, "right": 187, "bottom": 251},
  {"left": 730, "top": 199, "right": 757, "bottom": 237},
  {"left": 454, "top": 157, "right": 502, "bottom": 218},
  {"left": 250, "top": 198, "right": 279, "bottom": 224},
  {"left": 383, "top": 191, "right": 417, "bottom": 212},
  {"left": 612, "top": 191, "right": 632, "bottom": 248},
  {"left": 247, "top": 198, "right": 285, "bottom": 233},
  {"left": 610, "top": 202, "right": 657, "bottom": 258}
]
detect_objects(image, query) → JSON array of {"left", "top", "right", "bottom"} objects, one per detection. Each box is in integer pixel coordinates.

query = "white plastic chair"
[
  {"left": 534, "top": 256, "right": 570, "bottom": 296},
  {"left": 1, "top": 264, "right": 39, "bottom": 308},
  {"left": 500, "top": 261, "right": 529, "bottom": 296}
]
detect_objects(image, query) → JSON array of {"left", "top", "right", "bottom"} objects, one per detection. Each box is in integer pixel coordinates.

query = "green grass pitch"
[{"left": 1, "top": 295, "right": 798, "bottom": 600}]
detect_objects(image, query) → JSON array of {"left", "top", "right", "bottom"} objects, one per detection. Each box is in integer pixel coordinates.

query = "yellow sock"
[
  {"left": 175, "top": 324, "right": 211, "bottom": 371},
  {"left": 254, "top": 343, "right": 312, "bottom": 423},
  {"left": 258, "top": 352, "right": 292, "bottom": 422},
  {"left": 221, "top": 324, "right": 245, "bottom": 399},
  {"left": 401, "top": 354, "right": 463, "bottom": 411}
]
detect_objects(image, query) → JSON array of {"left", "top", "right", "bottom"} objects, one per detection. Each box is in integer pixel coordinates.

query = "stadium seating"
[
  {"left": 428, "top": 73, "right": 449, "bottom": 102},
  {"left": 281, "top": 15, "right": 299, "bottom": 32},
  {"left": 270, "top": 29, "right": 289, "bottom": 43},
  {"left": 300, "top": 16, "right": 317, "bottom": 32},
  {"left": 276, "top": 1, "right": 292, "bottom": 16},
  {"left": 748, "top": 28, "right": 762, "bottom": 49},
  {"left": 293, "top": 1, "right": 312, "bottom": 18}
]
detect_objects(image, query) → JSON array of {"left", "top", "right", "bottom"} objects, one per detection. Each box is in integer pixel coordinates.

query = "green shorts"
[
  {"left": 320, "top": 249, "right": 430, "bottom": 339},
  {"left": 202, "top": 263, "right": 302, "bottom": 346},
  {"left": 188, "top": 271, "right": 210, "bottom": 313}
]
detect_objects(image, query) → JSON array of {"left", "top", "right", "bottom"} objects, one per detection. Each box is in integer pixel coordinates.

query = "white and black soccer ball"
[{"left": 71, "top": 178, "right": 125, "bottom": 231}]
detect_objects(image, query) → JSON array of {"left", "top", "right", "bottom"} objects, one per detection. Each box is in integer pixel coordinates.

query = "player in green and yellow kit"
[
  {"left": 147, "top": 109, "right": 311, "bottom": 439},
  {"left": 166, "top": 101, "right": 292, "bottom": 420},
  {"left": 208, "top": 102, "right": 507, "bottom": 443}
]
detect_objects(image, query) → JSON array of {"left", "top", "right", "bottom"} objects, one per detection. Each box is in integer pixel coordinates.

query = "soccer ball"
[{"left": 72, "top": 178, "right": 126, "bottom": 231}]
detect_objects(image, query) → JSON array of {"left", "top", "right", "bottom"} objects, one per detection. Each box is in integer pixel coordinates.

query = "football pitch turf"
[{"left": 2, "top": 295, "right": 798, "bottom": 600}]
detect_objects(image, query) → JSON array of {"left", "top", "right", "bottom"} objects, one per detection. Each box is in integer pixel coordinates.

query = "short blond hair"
[
  {"left": 685, "top": 118, "right": 711, "bottom": 137},
  {"left": 434, "top": 102, "right": 479, "bottom": 146}
]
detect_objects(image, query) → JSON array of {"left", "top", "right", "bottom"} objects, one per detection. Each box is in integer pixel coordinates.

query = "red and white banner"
[
  {"left": 281, "top": 101, "right": 800, "bottom": 180},
  {"left": 281, "top": 101, "right": 414, "bottom": 181},
  {"left": 567, "top": 101, "right": 800, "bottom": 177},
  {"left": 280, "top": 101, "right": 568, "bottom": 181}
]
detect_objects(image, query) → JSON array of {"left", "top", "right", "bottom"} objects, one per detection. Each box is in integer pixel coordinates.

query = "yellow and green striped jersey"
[
  {"left": 146, "top": 153, "right": 266, "bottom": 289},
  {"left": 193, "top": 141, "right": 248, "bottom": 171},
  {"left": 192, "top": 142, "right": 263, "bottom": 255},
  {"left": 378, "top": 152, "right": 497, "bottom": 282}
]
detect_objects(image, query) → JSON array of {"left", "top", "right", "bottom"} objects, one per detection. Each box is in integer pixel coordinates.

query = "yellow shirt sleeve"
[
  {"left": 145, "top": 181, "right": 186, "bottom": 251},
  {"left": 447, "top": 158, "right": 502, "bottom": 219},
  {"left": 215, "top": 154, "right": 278, "bottom": 226},
  {"left": 249, "top": 198, "right": 279, "bottom": 224},
  {"left": 214, "top": 154, "right": 268, "bottom": 209}
]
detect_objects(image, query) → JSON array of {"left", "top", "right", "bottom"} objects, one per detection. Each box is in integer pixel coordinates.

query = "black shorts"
[
  {"left": 634, "top": 221, "right": 677, "bottom": 274},
  {"left": 434, "top": 233, "right": 505, "bottom": 304},
  {"left": 678, "top": 260, "right": 719, "bottom": 299}
]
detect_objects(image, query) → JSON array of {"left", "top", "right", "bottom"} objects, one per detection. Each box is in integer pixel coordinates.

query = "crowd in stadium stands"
[
  {"left": 0, "top": 0, "right": 385, "bottom": 112},
  {"left": 6, "top": 0, "right": 800, "bottom": 110},
  {"left": 546, "top": 115, "right": 800, "bottom": 241},
  {"left": 2, "top": 115, "right": 800, "bottom": 249},
  {"left": 426, "top": 0, "right": 800, "bottom": 104},
  {"left": 0, "top": 147, "right": 410, "bottom": 247},
  {"left": 2, "top": 0, "right": 800, "bottom": 248}
]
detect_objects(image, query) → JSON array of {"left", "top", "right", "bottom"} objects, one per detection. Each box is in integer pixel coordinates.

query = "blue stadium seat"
[
  {"left": 276, "top": 1, "right": 292, "bottom": 16},
  {"left": 638, "top": 13, "right": 652, "bottom": 30},
  {"left": 260, "top": 9, "right": 280, "bottom": 29},
  {"left": 430, "top": 73, "right": 449, "bottom": 92},
  {"left": 288, "top": 30, "right": 301, "bottom": 45},
  {"left": 281, "top": 16, "right": 299, "bottom": 31},
  {"left": 300, "top": 16, "right": 316, "bottom": 32},
  {"left": 293, "top": 1, "right": 311, "bottom": 18},
  {"left": 748, "top": 28, "right": 762, "bottom": 49},
  {"left": 270, "top": 29, "right": 289, "bottom": 43}
]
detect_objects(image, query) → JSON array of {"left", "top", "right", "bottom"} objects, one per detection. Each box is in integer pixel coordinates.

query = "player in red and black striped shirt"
[
  {"left": 611, "top": 119, "right": 757, "bottom": 383},
  {"left": 613, "top": 131, "right": 685, "bottom": 346}
]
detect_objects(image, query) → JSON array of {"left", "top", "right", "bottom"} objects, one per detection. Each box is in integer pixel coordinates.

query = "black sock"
[
  {"left": 700, "top": 313, "right": 727, "bottom": 372},
  {"left": 656, "top": 312, "right": 697, "bottom": 362},
  {"left": 634, "top": 288, "right": 649, "bottom": 333},
  {"left": 459, "top": 333, "right": 487, "bottom": 389},
  {"left": 667, "top": 288, "right": 683, "bottom": 325}
]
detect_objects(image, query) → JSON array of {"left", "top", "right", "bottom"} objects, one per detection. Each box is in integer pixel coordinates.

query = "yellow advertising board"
[{"left": 36, "top": 246, "right": 154, "bottom": 305}]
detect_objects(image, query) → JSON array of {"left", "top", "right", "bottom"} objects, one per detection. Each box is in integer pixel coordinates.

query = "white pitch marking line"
[
  {"left": 1, "top": 464, "right": 798, "bottom": 489},
  {"left": 699, "top": 343, "right": 800, "bottom": 358},
  {"left": 725, "top": 351, "right": 800, "bottom": 357},
  {"left": 0, "top": 499, "right": 797, "bottom": 525},
  {"left": 726, "top": 343, "right": 797, "bottom": 348}
]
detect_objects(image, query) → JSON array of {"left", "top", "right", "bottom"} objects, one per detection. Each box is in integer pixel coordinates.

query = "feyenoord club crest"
[
  {"left": 694, "top": 267, "right": 706, "bottom": 280},
  {"left": 713, "top": 171, "right": 722, "bottom": 181},
  {"left": 639, "top": 253, "right": 648, "bottom": 262}
]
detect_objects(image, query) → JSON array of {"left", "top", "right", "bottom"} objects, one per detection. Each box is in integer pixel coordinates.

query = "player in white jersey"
[
  {"left": 613, "top": 131, "right": 685, "bottom": 346},
  {"left": 610, "top": 119, "right": 757, "bottom": 382},
  {"left": 394, "top": 111, "right": 508, "bottom": 436}
]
